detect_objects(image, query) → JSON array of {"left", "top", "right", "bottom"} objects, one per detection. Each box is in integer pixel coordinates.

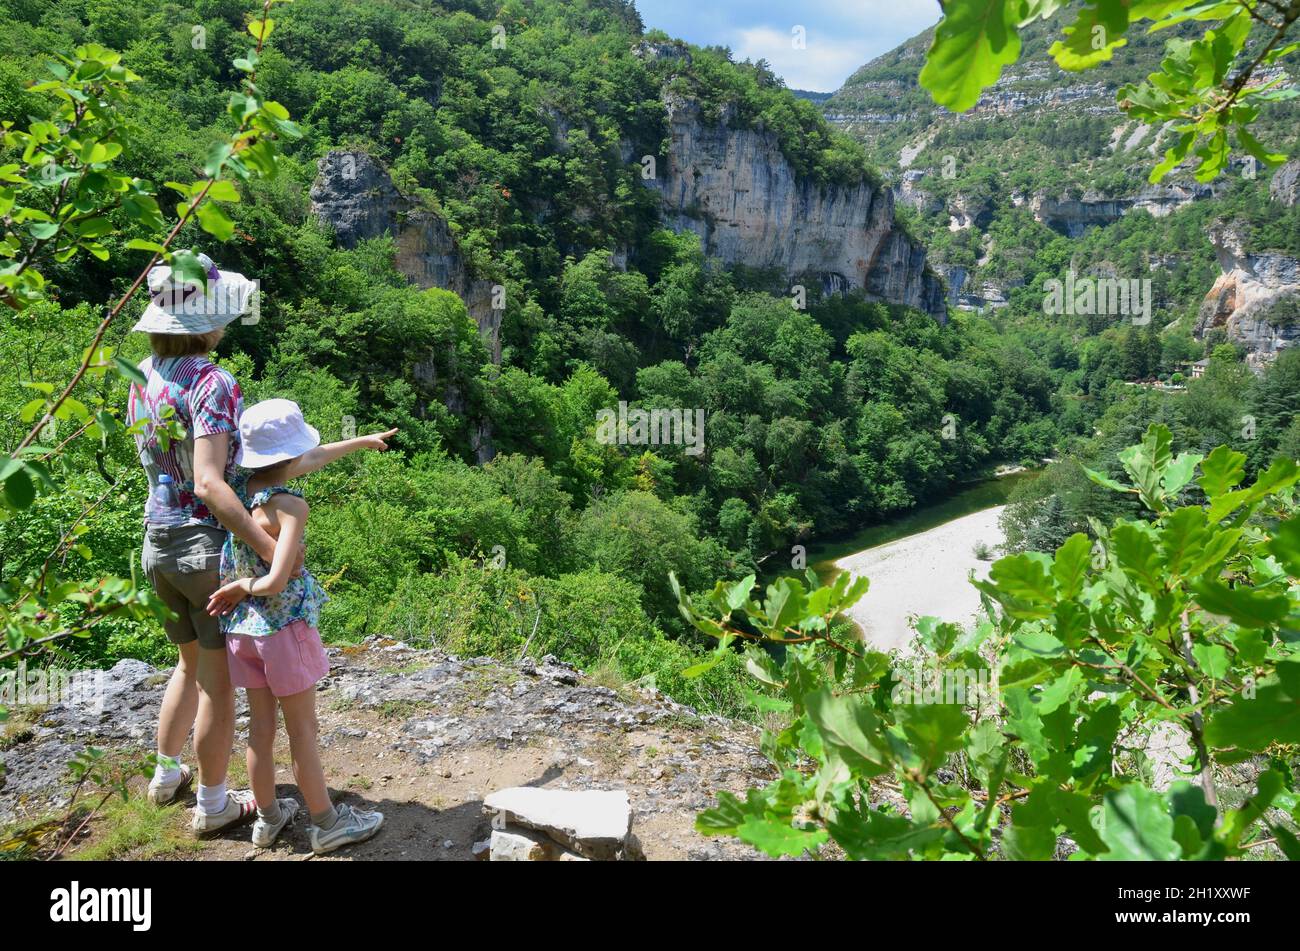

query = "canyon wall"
[
  {"left": 309, "top": 151, "right": 501, "bottom": 360},
  {"left": 1196, "top": 221, "right": 1300, "bottom": 371},
  {"left": 310, "top": 94, "right": 950, "bottom": 340},
  {"left": 643, "top": 96, "right": 947, "bottom": 322}
]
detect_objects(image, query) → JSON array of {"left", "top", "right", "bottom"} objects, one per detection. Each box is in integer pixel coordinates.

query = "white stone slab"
[{"left": 484, "top": 787, "right": 632, "bottom": 860}]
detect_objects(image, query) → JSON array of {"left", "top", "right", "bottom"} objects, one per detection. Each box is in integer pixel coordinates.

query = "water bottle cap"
[{"left": 158, "top": 473, "right": 173, "bottom": 485}]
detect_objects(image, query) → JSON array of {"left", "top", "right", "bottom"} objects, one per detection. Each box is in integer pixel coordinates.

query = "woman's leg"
[
  {"left": 278, "top": 688, "right": 331, "bottom": 816},
  {"left": 156, "top": 639, "right": 199, "bottom": 759},
  {"left": 245, "top": 687, "right": 279, "bottom": 810}
]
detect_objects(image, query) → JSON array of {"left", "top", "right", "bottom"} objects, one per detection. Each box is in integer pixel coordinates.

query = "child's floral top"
[{"left": 218, "top": 472, "right": 329, "bottom": 637}]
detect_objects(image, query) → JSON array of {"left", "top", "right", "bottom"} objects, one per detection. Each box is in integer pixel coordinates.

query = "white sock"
[
  {"left": 153, "top": 753, "right": 182, "bottom": 785},
  {"left": 258, "top": 800, "right": 283, "bottom": 824},
  {"left": 197, "top": 782, "right": 228, "bottom": 815}
]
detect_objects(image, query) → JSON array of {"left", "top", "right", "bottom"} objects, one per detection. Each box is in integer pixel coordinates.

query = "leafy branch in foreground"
[
  {"left": 920, "top": 0, "right": 1299, "bottom": 182},
  {"left": 1, "top": 2, "right": 299, "bottom": 673},
  {"left": 679, "top": 424, "right": 1300, "bottom": 860}
]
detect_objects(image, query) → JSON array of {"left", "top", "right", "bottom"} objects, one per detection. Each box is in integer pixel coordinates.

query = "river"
[{"left": 806, "top": 470, "right": 1038, "bottom": 650}]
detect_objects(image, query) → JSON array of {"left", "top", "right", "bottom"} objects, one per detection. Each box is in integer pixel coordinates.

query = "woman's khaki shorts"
[{"left": 141, "top": 524, "right": 227, "bottom": 650}]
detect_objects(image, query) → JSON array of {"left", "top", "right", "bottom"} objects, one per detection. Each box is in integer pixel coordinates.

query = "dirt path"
[{"left": 1, "top": 645, "right": 775, "bottom": 861}]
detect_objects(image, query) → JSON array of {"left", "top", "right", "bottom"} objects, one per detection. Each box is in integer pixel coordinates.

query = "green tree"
[{"left": 679, "top": 425, "right": 1300, "bottom": 860}]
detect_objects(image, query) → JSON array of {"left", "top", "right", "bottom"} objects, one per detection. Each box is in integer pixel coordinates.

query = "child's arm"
[
  {"left": 206, "top": 495, "right": 310, "bottom": 616},
  {"left": 274, "top": 428, "right": 398, "bottom": 483}
]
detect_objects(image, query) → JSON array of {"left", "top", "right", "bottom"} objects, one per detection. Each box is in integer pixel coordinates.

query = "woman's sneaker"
[
  {"left": 191, "top": 789, "right": 258, "bottom": 838},
  {"left": 252, "top": 798, "right": 300, "bottom": 848},
  {"left": 147, "top": 763, "right": 192, "bottom": 806},
  {"left": 308, "top": 803, "right": 384, "bottom": 854}
]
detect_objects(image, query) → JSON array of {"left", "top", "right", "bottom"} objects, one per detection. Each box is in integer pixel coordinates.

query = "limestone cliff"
[
  {"left": 1032, "top": 184, "right": 1216, "bottom": 237},
  {"left": 311, "top": 108, "right": 949, "bottom": 333},
  {"left": 309, "top": 151, "right": 501, "bottom": 361},
  {"left": 1272, "top": 158, "right": 1300, "bottom": 207},
  {"left": 645, "top": 96, "right": 947, "bottom": 322},
  {"left": 1195, "top": 221, "right": 1300, "bottom": 370}
]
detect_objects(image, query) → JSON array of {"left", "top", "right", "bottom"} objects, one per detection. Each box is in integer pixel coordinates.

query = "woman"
[{"left": 126, "top": 253, "right": 289, "bottom": 837}]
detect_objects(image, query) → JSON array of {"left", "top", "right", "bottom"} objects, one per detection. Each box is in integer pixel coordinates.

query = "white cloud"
[
  {"left": 731, "top": 26, "right": 874, "bottom": 92},
  {"left": 635, "top": 0, "right": 941, "bottom": 92},
  {"left": 798, "top": 0, "right": 941, "bottom": 35}
]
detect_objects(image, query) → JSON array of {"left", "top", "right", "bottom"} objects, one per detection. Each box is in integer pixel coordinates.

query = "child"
[{"left": 206, "top": 398, "right": 397, "bottom": 853}]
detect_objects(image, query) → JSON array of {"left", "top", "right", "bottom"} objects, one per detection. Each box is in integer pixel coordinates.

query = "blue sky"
[{"left": 632, "top": 1, "right": 942, "bottom": 92}]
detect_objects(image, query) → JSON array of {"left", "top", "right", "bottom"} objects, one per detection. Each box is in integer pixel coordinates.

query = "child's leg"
[
  {"left": 278, "top": 688, "right": 332, "bottom": 817},
  {"left": 245, "top": 687, "right": 279, "bottom": 810}
]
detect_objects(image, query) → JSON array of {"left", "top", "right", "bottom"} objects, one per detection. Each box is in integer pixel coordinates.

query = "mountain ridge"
[{"left": 820, "top": 14, "right": 1300, "bottom": 365}]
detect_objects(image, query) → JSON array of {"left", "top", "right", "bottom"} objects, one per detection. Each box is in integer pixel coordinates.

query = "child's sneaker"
[
  {"left": 308, "top": 803, "right": 384, "bottom": 854},
  {"left": 191, "top": 789, "right": 257, "bottom": 838},
  {"left": 147, "top": 763, "right": 192, "bottom": 806},
  {"left": 252, "top": 798, "right": 300, "bottom": 848}
]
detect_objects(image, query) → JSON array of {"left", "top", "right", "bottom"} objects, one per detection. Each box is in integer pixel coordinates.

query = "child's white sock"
[
  {"left": 197, "top": 782, "right": 228, "bottom": 815},
  {"left": 153, "top": 753, "right": 182, "bottom": 786}
]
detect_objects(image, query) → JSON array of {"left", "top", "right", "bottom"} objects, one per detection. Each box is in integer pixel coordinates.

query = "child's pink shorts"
[{"left": 226, "top": 620, "right": 329, "bottom": 697}]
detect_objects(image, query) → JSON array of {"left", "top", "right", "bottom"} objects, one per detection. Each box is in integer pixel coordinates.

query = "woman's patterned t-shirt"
[{"left": 126, "top": 356, "right": 243, "bottom": 527}]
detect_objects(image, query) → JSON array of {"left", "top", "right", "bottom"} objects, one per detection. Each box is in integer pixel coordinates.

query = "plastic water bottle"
[{"left": 151, "top": 473, "right": 186, "bottom": 526}]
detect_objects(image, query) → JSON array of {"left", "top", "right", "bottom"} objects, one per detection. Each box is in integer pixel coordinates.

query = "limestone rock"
[
  {"left": 644, "top": 96, "right": 947, "bottom": 323},
  {"left": 892, "top": 170, "right": 942, "bottom": 216},
  {"left": 1195, "top": 221, "right": 1300, "bottom": 370},
  {"left": 947, "top": 192, "right": 992, "bottom": 232},
  {"left": 307, "top": 151, "right": 406, "bottom": 249},
  {"left": 0, "top": 659, "right": 161, "bottom": 812},
  {"left": 941, "top": 265, "right": 1007, "bottom": 312},
  {"left": 309, "top": 151, "right": 501, "bottom": 366},
  {"left": 484, "top": 787, "right": 640, "bottom": 861},
  {"left": 1271, "top": 159, "right": 1300, "bottom": 207},
  {"left": 1032, "top": 184, "right": 1214, "bottom": 237},
  {"left": 489, "top": 827, "right": 587, "bottom": 862}
]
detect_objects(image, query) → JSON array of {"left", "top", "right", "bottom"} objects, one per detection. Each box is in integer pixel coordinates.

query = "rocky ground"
[{"left": 0, "top": 639, "right": 775, "bottom": 861}]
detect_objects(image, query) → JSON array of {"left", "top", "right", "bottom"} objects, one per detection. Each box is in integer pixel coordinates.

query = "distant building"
[{"left": 1190, "top": 359, "right": 1211, "bottom": 380}]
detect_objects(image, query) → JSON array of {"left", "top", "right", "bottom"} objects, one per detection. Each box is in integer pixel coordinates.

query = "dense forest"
[
  {"left": 3, "top": 0, "right": 1299, "bottom": 715},
  {"left": 1, "top": 0, "right": 1297, "bottom": 713},
  {"left": 0, "top": 0, "right": 1068, "bottom": 716},
  {"left": 2, "top": 0, "right": 1299, "bottom": 868}
]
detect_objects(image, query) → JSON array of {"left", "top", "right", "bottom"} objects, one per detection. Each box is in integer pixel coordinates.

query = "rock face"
[
  {"left": 942, "top": 265, "right": 1008, "bottom": 312},
  {"left": 312, "top": 98, "right": 951, "bottom": 352},
  {"left": 967, "top": 78, "right": 1110, "bottom": 117},
  {"left": 309, "top": 151, "right": 501, "bottom": 361},
  {"left": 0, "top": 659, "right": 162, "bottom": 814},
  {"left": 310, "top": 151, "right": 498, "bottom": 462},
  {"left": 646, "top": 96, "right": 948, "bottom": 322},
  {"left": 1032, "top": 184, "right": 1215, "bottom": 237},
  {"left": 1272, "top": 159, "right": 1300, "bottom": 207},
  {"left": 1195, "top": 221, "right": 1300, "bottom": 370},
  {"left": 947, "top": 192, "right": 993, "bottom": 232},
  {"left": 892, "top": 169, "right": 942, "bottom": 215}
]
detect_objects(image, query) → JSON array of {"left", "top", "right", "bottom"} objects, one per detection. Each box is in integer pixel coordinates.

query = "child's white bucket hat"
[
  {"left": 236, "top": 399, "right": 321, "bottom": 468},
  {"left": 132, "top": 252, "right": 258, "bottom": 334}
]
